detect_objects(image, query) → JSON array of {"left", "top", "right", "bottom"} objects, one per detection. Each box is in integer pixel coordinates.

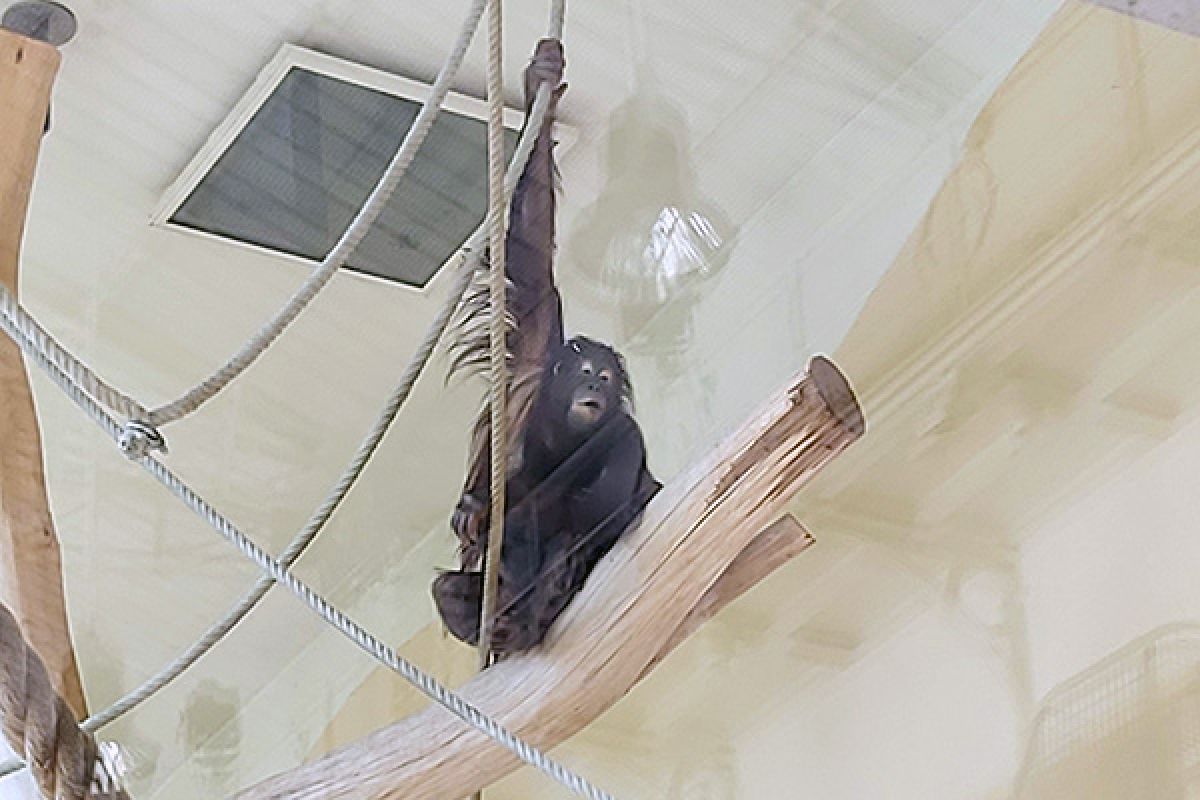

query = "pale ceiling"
[{"left": 11, "top": 0, "right": 1199, "bottom": 797}]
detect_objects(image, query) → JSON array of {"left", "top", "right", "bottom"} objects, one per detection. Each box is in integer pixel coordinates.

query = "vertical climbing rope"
[
  {"left": 548, "top": 0, "right": 565, "bottom": 39},
  {"left": 477, "top": 0, "right": 508, "bottom": 672},
  {"left": 0, "top": 0, "right": 608, "bottom": 795},
  {"left": 0, "top": 302, "right": 614, "bottom": 799},
  {"left": 0, "top": 28, "right": 567, "bottom": 758},
  {"left": 474, "top": 2, "right": 508, "bottom": 798}
]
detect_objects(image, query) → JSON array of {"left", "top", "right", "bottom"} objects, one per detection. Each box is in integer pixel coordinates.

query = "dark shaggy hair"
[
  {"left": 444, "top": 253, "right": 515, "bottom": 382},
  {"left": 445, "top": 262, "right": 636, "bottom": 416}
]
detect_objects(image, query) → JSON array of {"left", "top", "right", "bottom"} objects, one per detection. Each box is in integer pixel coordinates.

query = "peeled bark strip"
[
  {"left": 640, "top": 513, "right": 815, "bottom": 682},
  {"left": 236, "top": 355, "right": 863, "bottom": 800},
  {"left": 0, "top": 28, "right": 87, "bottom": 719}
]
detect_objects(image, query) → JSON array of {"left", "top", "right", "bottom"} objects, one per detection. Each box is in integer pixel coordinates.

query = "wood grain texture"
[
  {"left": 235, "top": 355, "right": 862, "bottom": 800},
  {"left": 0, "top": 29, "right": 86, "bottom": 718}
]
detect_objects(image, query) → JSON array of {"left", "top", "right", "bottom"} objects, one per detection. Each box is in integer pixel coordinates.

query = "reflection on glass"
[
  {"left": 179, "top": 679, "right": 242, "bottom": 788},
  {"left": 566, "top": 63, "right": 735, "bottom": 381},
  {"left": 606, "top": 206, "right": 724, "bottom": 304}
]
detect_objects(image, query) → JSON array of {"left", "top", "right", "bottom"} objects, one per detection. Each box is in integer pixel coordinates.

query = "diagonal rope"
[
  {"left": 139, "top": 0, "right": 489, "bottom": 425},
  {"left": 0, "top": 33, "right": 565, "bottom": 755},
  {"left": 138, "top": 0, "right": 491, "bottom": 429},
  {"left": 0, "top": 2, "right": 604, "bottom": 794},
  {"left": 76, "top": 260, "right": 478, "bottom": 735},
  {"left": 2, "top": 0, "right": 491, "bottom": 457},
  {"left": 0, "top": 2, "right": 607, "bottom": 794},
  {"left": 2, "top": 304, "right": 149, "bottom": 424},
  {"left": 74, "top": 70, "right": 562, "bottom": 739},
  {"left": 0, "top": 258, "right": 611, "bottom": 800}
]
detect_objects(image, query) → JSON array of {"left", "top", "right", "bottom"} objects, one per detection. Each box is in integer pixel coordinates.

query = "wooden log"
[
  {"left": 236, "top": 355, "right": 863, "bottom": 800},
  {"left": 0, "top": 28, "right": 86, "bottom": 718},
  {"left": 0, "top": 601, "right": 102, "bottom": 800}
]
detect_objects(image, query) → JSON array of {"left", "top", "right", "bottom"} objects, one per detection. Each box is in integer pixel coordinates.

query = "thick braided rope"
[
  {"left": 77, "top": 257, "right": 478, "bottom": 735},
  {"left": 0, "top": 603, "right": 128, "bottom": 799},
  {"left": 75, "top": 0, "right": 566, "bottom": 736},
  {"left": 76, "top": 81, "right": 560, "bottom": 738},
  {"left": 0, "top": 72, "right": 558, "bottom": 746},
  {"left": 0, "top": 0, "right": 490, "bottom": 453},
  {"left": 0, "top": 241, "right": 612, "bottom": 800},
  {"left": 477, "top": 0, "right": 509, "bottom": 671},
  {"left": 0, "top": 301, "right": 146, "bottom": 422},
  {"left": 139, "top": 0, "right": 492, "bottom": 430},
  {"left": 0, "top": 0, "right": 569, "bottom": 459},
  {"left": 476, "top": 0, "right": 566, "bottom": 670}
]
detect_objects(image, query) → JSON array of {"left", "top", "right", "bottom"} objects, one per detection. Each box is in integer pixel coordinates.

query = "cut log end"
[{"left": 809, "top": 354, "right": 864, "bottom": 437}]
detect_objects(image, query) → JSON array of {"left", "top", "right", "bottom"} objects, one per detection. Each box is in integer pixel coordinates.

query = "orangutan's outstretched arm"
[{"left": 452, "top": 38, "right": 568, "bottom": 563}]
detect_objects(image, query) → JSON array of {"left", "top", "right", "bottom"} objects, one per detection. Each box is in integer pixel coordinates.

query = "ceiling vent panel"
[{"left": 154, "top": 45, "right": 528, "bottom": 289}]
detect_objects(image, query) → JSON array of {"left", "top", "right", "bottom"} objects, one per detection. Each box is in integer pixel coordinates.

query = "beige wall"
[
  {"left": 289, "top": 4, "right": 1200, "bottom": 798},
  {"left": 1018, "top": 412, "right": 1200, "bottom": 798}
]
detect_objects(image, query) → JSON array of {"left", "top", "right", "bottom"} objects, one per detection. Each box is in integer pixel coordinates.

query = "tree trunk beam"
[
  {"left": 235, "top": 355, "right": 864, "bottom": 800},
  {"left": 0, "top": 28, "right": 87, "bottom": 719}
]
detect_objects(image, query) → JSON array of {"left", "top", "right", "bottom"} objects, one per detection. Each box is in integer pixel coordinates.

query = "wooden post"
[
  {"left": 0, "top": 27, "right": 86, "bottom": 719},
  {"left": 235, "top": 356, "right": 863, "bottom": 800}
]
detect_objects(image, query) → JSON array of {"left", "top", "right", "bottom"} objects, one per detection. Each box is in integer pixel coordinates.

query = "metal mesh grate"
[{"left": 1018, "top": 623, "right": 1200, "bottom": 799}]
